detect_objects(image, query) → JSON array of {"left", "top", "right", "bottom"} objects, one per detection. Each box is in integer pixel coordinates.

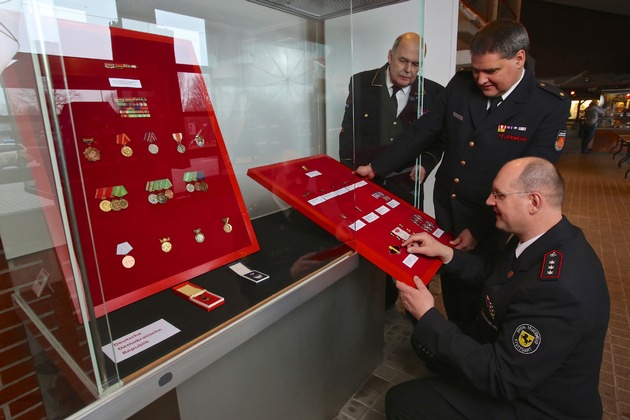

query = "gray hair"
[{"left": 469, "top": 19, "right": 529, "bottom": 59}]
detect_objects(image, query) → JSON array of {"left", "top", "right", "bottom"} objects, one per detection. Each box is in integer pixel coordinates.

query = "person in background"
[
  {"left": 339, "top": 32, "right": 445, "bottom": 209},
  {"left": 355, "top": 19, "right": 570, "bottom": 325},
  {"left": 387, "top": 157, "right": 610, "bottom": 420},
  {"left": 581, "top": 100, "right": 605, "bottom": 153}
]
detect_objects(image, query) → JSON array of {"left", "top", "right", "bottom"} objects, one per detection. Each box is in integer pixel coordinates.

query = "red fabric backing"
[{"left": 248, "top": 155, "right": 452, "bottom": 287}]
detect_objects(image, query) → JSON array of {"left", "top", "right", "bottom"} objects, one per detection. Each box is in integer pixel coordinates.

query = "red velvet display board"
[
  {"left": 42, "top": 27, "right": 258, "bottom": 316},
  {"left": 247, "top": 155, "right": 452, "bottom": 287}
]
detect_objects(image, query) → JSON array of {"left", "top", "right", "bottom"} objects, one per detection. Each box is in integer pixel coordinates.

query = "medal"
[
  {"left": 122, "top": 255, "right": 136, "bottom": 268},
  {"left": 222, "top": 217, "right": 232, "bottom": 233},
  {"left": 96, "top": 187, "right": 113, "bottom": 212},
  {"left": 194, "top": 228, "right": 205, "bottom": 243},
  {"left": 194, "top": 124, "right": 208, "bottom": 147},
  {"left": 82, "top": 137, "right": 101, "bottom": 162},
  {"left": 160, "top": 237, "right": 172, "bottom": 253},
  {"left": 183, "top": 171, "right": 206, "bottom": 193},
  {"left": 112, "top": 185, "right": 129, "bottom": 210},
  {"left": 144, "top": 131, "right": 159, "bottom": 154},
  {"left": 116, "top": 133, "right": 133, "bottom": 157},
  {"left": 146, "top": 179, "right": 173, "bottom": 204},
  {"left": 117, "top": 242, "right": 135, "bottom": 268},
  {"left": 173, "top": 132, "right": 185, "bottom": 153}
]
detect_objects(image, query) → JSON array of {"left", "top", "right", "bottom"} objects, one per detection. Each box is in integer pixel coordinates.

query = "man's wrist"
[{"left": 368, "top": 162, "right": 376, "bottom": 176}]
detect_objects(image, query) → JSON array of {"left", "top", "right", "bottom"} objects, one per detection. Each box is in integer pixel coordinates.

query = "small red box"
[{"left": 172, "top": 281, "right": 225, "bottom": 312}]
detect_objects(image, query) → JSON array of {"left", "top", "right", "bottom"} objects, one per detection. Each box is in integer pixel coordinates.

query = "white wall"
[{"left": 324, "top": 0, "right": 459, "bottom": 216}]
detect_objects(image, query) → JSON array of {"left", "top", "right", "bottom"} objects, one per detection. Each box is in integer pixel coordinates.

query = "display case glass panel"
[{"left": 0, "top": 0, "right": 446, "bottom": 417}]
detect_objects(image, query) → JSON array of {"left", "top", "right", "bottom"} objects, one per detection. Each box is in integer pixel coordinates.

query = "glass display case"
[{"left": 0, "top": 0, "right": 457, "bottom": 418}]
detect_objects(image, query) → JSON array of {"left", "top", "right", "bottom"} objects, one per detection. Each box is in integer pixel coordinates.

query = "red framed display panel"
[
  {"left": 7, "top": 26, "right": 260, "bottom": 316},
  {"left": 247, "top": 155, "right": 452, "bottom": 287}
]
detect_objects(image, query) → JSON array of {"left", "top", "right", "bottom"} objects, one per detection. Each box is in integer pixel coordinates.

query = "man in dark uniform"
[
  {"left": 339, "top": 32, "right": 445, "bottom": 308},
  {"left": 387, "top": 157, "right": 610, "bottom": 420},
  {"left": 355, "top": 19, "right": 571, "bottom": 324},
  {"left": 339, "top": 32, "right": 445, "bottom": 209}
]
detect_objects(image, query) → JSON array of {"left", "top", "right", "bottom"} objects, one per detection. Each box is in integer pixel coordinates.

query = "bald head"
[
  {"left": 388, "top": 32, "right": 424, "bottom": 88},
  {"left": 489, "top": 157, "right": 564, "bottom": 241},
  {"left": 506, "top": 157, "right": 565, "bottom": 209}
]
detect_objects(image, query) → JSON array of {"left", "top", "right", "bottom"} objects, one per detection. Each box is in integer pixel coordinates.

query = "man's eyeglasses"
[{"left": 490, "top": 190, "right": 532, "bottom": 200}]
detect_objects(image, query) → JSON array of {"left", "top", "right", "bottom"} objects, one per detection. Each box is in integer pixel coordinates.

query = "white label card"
[
  {"left": 349, "top": 219, "right": 366, "bottom": 231},
  {"left": 109, "top": 78, "right": 142, "bottom": 88},
  {"left": 102, "top": 319, "right": 180, "bottom": 363},
  {"left": 403, "top": 254, "right": 419, "bottom": 268},
  {"left": 387, "top": 199, "right": 400, "bottom": 208},
  {"left": 362, "top": 212, "right": 379, "bottom": 223},
  {"left": 306, "top": 170, "right": 322, "bottom": 178},
  {"left": 376, "top": 205, "right": 390, "bottom": 215}
]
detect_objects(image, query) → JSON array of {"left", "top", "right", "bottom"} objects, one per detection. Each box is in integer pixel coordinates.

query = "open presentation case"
[
  {"left": 248, "top": 155, "right": 452, "bottom": 286},
  {"left": 39, "top": 27, "right": 260, "bottom": 315}
]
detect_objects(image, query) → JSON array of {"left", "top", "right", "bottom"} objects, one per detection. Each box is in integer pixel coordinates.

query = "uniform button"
[
  {"left": 451, "top": 193, "right": 456, "bottom": 198},
  {"left": 454, "top": 178, "right": 460, "bottom": 183},
  {"left": 389, "top": 138, "right": 394, "bottom": 142},
  {"left": 393, "top": 121, "right": 397, "bottom": 125},
  {"left": 469, "top": 141, "right": 475, "bottom": 147},
  {"left": 363, "top": 113, "right": 368, "bottom": 117},
  {"left": 460, "top": 160, "right": 466, "bottom": 166}
]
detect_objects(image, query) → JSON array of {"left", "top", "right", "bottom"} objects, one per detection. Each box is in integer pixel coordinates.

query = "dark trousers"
[
  {"left": 386, "top": 375, "right": 516, "bottom": 420},
  {"left": 440, "top": 272, "right": 481, "bottom": 326},
  {"left": 581, "top": 123, "right": 596, "bottom": 152}
]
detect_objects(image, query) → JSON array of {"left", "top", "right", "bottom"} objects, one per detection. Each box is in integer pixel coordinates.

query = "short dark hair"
[
  {"left": 513, "top": 157, "right": 565, "bottom": 208},
  {"left": 469, "top": 18, "right": 529, "bottom": 59}
]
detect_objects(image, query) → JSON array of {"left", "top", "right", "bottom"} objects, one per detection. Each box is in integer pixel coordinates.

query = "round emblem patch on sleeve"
[{"left": 512, "top": 324, "right": 541, "bottom": 354}]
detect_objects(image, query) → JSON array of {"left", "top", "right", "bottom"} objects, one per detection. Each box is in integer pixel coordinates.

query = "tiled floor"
[{"left": 334, "top": 129, "right": 630, "bottom": 420}]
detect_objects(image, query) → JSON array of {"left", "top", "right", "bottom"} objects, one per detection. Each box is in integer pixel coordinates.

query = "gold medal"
[
  {"left": 121, "top": 145, "right": 133, "bottom": 157},
  {"left": 99, "top": 200, "right": 112, "bottom": 212},
  {"left": 110, "top": 199, "right": 122, "bottom": 211},
  {"left": 157, "top": 192, "right": 167, "bottom": 204},
  {"left": 164, "top": 189, "right": 174, "bottom": 200},
  {"left": 160, "top": 237, "right": 172, "bottom": 253},
  {"left": 119, "top": 198, "right": 129, "bottom": 210},
  {"left": 200, "top": 182, "right": 208, "bottom": 192},
  {"left": 222, "top": 217, "right": 232, "bottom": 233},
  {"left": 122, "top": 255, "right": 135, "bottom": 268},
  {"left": 194, "top": 228, "right": 205, "bottom": 243},
  {"left": 116, "top": 133, "right": 133, "bottom": 157},
  {"left": 84, "top": 146, "right": 101, "bottom": 161},
  {"left": 82, "top": 137, "right": 101, "bottom": 162}
]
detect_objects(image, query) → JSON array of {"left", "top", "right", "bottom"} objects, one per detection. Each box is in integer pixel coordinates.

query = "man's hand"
[
  {"left": 354, "top": 164, "right": 376, "bottom": 179},
  {"left": 402, "top": 232, "right": 453, "bottom": 263},
  {"left": 409, "top": 165, "right": 426, "bottom": 183},
  {"left": 396, "top": 276, "right": 434, "bottom": 320},
  {"left": 449, "top": 228, "right": 478, "bottom": 251}
]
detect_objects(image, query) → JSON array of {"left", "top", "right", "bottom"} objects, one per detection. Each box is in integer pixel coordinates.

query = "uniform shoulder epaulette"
[
  {"left": 537, "top": 81, "right": 568, "bottom": 100},
  {"left": 539, "top": 249, "right": 562, "bottom": 281}
]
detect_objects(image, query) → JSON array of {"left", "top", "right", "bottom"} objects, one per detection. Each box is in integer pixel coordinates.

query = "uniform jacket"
[
  {"left": 339, "top": 63, "right": 445, "bottom": 173},
  {"left": 371, "top": 65, "right": 571, "bottom": 242},
  {"left": 412, "top": 217, "right": 610, "bottom": 419}
]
